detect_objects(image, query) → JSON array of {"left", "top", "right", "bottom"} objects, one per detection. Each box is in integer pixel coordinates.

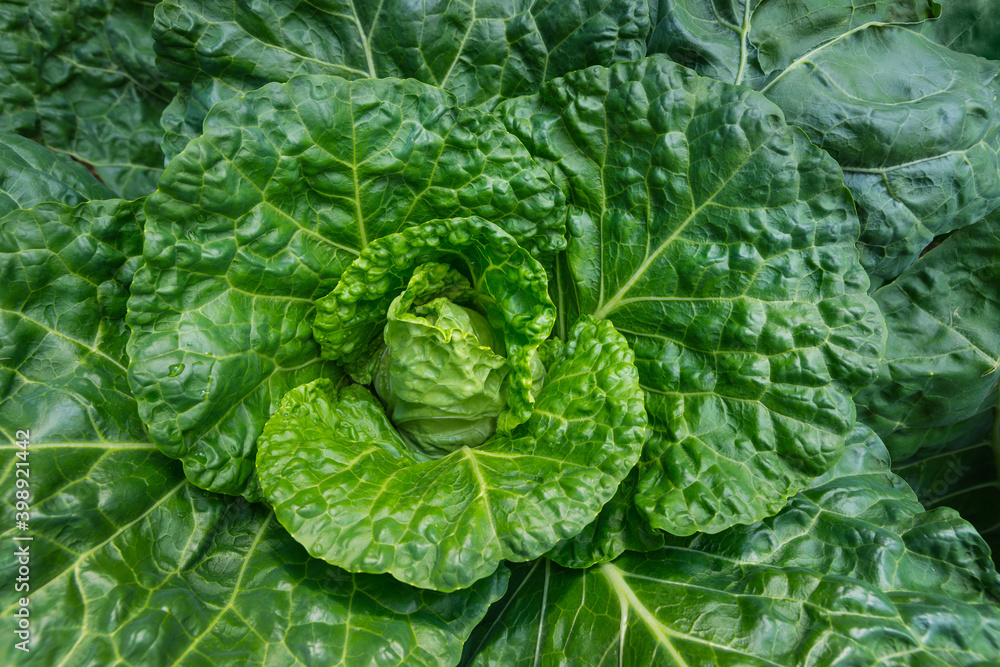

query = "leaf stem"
[
  {"left": 734, "top": 1, "right": 751, "bottom": 86},
  {"left": 760, "top": 21, "right": 884, "bottom": 94}
]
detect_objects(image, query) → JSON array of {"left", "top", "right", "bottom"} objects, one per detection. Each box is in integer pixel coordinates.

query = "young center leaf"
[{"left": 257, "top": 224, "right": 646, "bottom": 591}]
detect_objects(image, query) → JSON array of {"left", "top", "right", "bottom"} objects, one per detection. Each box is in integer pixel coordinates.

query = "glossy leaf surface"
[
  {"left": 0, "top": 456, "right": 507, "bottom": 667},
  {"left": 499, "top": 56, "right": 884, "bottom": 535},
  {"left": 0, "top": 0, "right": 173, "bottom": 197},
  {"left": 127, "top": 74, "right": 565, "bottom": 500},
  {"left": 544, "top": 468, "right": 665, "bottom": 569},
  {"left": 315, "top": 217, "right": 556, "bottom": 434},
  {"left": 0, "top": 198, "right": 506, "bottom": 665},
  {"left": 466, "top": 427, "right": 1000, "bottom": 666},
  {"left": 153, "top": 0, "right": 654, "bottom": 156},
  {"left": 257, "top": 317, "right": 646, "bottom": 591},
  {"left": 0, "top": 198, "right": 144, "bottom": 446},
  {"left": 376, "top": 290, "right": 510, "bottom": 454},
  {"left": 0, "top": 133, "right": 114, "bottom": 217},
  {"left": 646, "top": 1, "right": 1000, "bottom": 284}
]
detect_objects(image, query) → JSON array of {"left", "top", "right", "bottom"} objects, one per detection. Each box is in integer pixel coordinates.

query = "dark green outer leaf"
[
  {"left": 0, "top": 453, "right": 508, "bottom": 667},
  {"left": 465, "top": 427, "right": 1000, "bottom": 666},
  {"left": 0, "top": 199, "right": 507, "bottom": 665},
  {"left": 678, "top": 425, "right": 1000, "bottom": 597},
  {"left": 257, "top": 316, "right": 647, "bottom": 592},
  {"left": 0, "top": 133, "right": 114, "bottom": 217},
  {"left": 893, "top": 407, "right": 1000, "bottom": 563},
  {"left": 1, "top": 198, "right": 144, "bottom": 444},
  {"left": 499, "top": 56, "right": 885, "bottom": 535},
  {"left": 153, "top": 0, "right": 653, "bottom": 157},
  {"left": 647, "top": 0, "right": 939, "bottom": 90},
  {"left": 883, "top": 403, "right": 999, "bottom": 465},
  {"left": 759, "top": 23, "right": 1000, "bottom": 283},
  {"left": 919, "top": 0, "right": 1000, "bottom": 60},
  {"left": 645, "top": 2, "right": 1000, "bottom": 284},
  {"left": 855, "top": 209, "right": 1000, "bottom": 441},
  {"left": 0, "top": 0, "right": 173, "bottom": 198},
  {"left": 750, "top": 0, "right": 940, "bottom": 74},
  {"left": 127, "top": 74, "right": 565, "bottom": 500},
  {"left": 646, "top": 0, "right": 765, "bottom": 87}
]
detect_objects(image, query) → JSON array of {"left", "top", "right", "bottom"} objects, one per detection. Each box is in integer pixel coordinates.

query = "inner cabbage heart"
[
  {"left": 254, "top": 217, "right": 647, "bottom": 591},
  {"left": 375, "top": 281, "right": 545, "bottom": 455}
]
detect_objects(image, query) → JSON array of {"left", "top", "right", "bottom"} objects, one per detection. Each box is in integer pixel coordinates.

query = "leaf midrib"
[
  {"left": 592, "top": 126, "right": 778, "bottom": 321},
  {"left": 1, "top": 309, "right": 127, "bottom": 373},
  {"left": 0, "top": 480, "right": 187, "bottom": 618},
  {"left": 165, "top": 514, "right": 273, "bottom": 667}
]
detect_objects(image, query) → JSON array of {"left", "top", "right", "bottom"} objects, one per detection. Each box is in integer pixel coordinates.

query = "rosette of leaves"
[
  {"left": 257, "top": 217, "right": 648, "bottom": 591},
  {"left": 126, "top": 73, "right": 566, "bottom": 501}
]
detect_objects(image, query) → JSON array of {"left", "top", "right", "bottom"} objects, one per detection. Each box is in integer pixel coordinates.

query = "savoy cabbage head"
[{"left": 1, "top": 1, "right": 1000, "bottom": 665}]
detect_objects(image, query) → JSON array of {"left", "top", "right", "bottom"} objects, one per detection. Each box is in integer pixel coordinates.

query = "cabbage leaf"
[
  {"left": 499, "top": 56, "right": 885, "bottom": 535},
  {"left": 647, "top": 0, "right": 1000, "bottom": 285}
]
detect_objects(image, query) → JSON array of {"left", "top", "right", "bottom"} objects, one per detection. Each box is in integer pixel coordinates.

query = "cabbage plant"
[{"left": 2, "top": 1, "right": 1000, "bottom": 665}]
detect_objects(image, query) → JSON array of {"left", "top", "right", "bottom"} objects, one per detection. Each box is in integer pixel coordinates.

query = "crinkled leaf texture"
[
  {"left": 257, "top": 316, "right": 647, "bottom": 592},
  {"left": 647, "top": 1, "right": 1000, "bottom": 285},
  {"left": 1, "top": 198, "right": 143, "bottom": 439},
  {"left": 856, "top": 210, "right": 1000, "bottom": 448},
  {"left": 544, "top": 468, "right": 666, "bottom": 569},
  {"left": 152, "top": 0, "right": 653, "bottom": 157},
  {"left": 0, "top": 0, "right": 173, "bottom": 198},
  {"left": 127, "top": 74, "right": 565, "bottom": 500},
  {"left": 464, "top": 426, "right": 1000, "bottom": 666},
  {"left": 315, "top": 217, "right": 555, "bottom": 432},
  {"left": 0, "top": 199, "right": 507, "bottom": 666},
  {"left": 0, "top": 459, "right": 507, "bottom": 667},
  {"left": 498, "top": 56, "right": 885, "bottom": 535},
  {"left": 0, "top": 133, "right": 114, "bottom": 217},
  {"left": 377, "top": 285, "right": 510, "bottom": 454}
]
